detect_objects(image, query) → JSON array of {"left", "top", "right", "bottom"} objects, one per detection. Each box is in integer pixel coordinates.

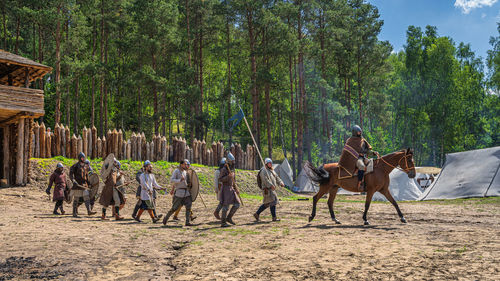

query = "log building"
[{"left": 0, "top": 50, "right": 51, "bottom": 187}]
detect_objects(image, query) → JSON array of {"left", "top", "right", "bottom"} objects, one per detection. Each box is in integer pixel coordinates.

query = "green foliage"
[{"left": 3, "top": 0, "right": 497, "bottom": 173}]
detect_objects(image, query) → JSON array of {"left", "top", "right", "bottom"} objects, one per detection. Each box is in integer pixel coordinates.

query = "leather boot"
[
  {"left": 214, "top": 210, "right": 221, "bottom": 220},
  {"left": 85, "top": 200, "right": 97, "bottom": 215},
  {"left": 72, "top": 201, "right": 79, "bottom": 218},
  {"left": 53, "top": 204, "right": 60, "bottom": 215},
  {"left": 226, "top": 206, "right": 238, "bottom": 225},
  {"left": 162, "top": 210, "right": 174, "bottom": 225},
  {"left": 114, "top": 206, "right": 124, "bottom": 220},
  {"left": 59, "top": 205, "right": 65, "bottom": 215},
  {"left": 221, "top": 209, "right": 229, "bottom": 227},
  {"left": 101, "top": 208, "right": 109, "bottom": 220},
  {"left": 132, "top": 201, "right": 141, "bottom": 219},
  {"left": 185, "top": 209, "right": 193, "bottom": 226}
]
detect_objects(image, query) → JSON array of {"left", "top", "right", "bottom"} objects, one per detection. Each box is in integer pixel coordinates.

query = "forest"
[{"left": 2, "top": 0, "right": 499, "bottom": 177}]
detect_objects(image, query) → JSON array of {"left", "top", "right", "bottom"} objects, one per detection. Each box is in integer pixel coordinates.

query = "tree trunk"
[
  {"left": 104, "top": 32, "right": 109, "bottom": 134},
  {"left": 289, "top": 53, "right": 296, "bottom": 180},
  {"left": 247, "top": 8, "right": 260, "bottom": 149},
  {"left": 91, "top": 18, "right": 97, "bottom": 128},
  {"left": 74, "top": 76, "right": 79, "bottom": 133},
  {"left": 297, "top": 1, "right": 305, "bottom": 173},
  {"left": 99, "top": 1, "right": 104, "bottom": 136},
  {"left": 265, "top": 75, "right": 272, "bottom": 158},
  {"left": 138, "top": 87, "right": 142, "bottom": 132},
  {"left": 357, "top": 52, "right": 363, "bottom": 127},
  {"left": 198, "top": 15, "right": 204, "bottom": 139},
  {"left": 16, "top": 119, "right": 24, "bottom": 185},
  {"left": 151, "top": 47, "right": 159, "bottom": 135},
  {"left": 185, "top": 0, "right": 192, "bottom": 67},
  {"left": 2, "top": 4, "right": 6, "bottom": 50},
  {"left": 54, "top": 6, "right": 62, "bottom": 124},
  {"left": 226, "top": 12, "right": 232, "bottom": 139},
  {"left": 14, "top": 17, "right": 20, "bottom": 54}
]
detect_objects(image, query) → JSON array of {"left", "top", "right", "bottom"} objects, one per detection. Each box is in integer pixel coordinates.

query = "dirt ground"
[{"left": 0, "top": 185, "right": 499, "bottom": 281}]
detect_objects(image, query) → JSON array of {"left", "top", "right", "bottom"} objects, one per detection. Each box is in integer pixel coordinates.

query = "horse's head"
[{"left": 401, "top": 148, "right": 416, "bottom": 178}]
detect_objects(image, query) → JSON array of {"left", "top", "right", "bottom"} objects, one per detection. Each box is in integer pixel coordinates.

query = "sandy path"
[{"left": 0, "top": 186, "right": 499, "bottom": 280}]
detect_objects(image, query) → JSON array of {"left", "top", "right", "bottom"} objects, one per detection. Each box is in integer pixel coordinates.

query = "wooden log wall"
[{"left": 30, "top": 123, "right": 259, "bottom": 170}]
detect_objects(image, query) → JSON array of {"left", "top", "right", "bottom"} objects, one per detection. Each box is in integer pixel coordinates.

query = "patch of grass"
[
  {"left": 282, "top": 228, "right": 290, "bottom": 236},
  {"left": 191, "top": 241, "right": 203, "bottom": 246},
  {"left": 456, "top": 246, "right": 468, "bottom": 254}
]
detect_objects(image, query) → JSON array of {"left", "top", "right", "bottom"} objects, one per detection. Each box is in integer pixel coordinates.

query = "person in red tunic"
[{"left": 46, "top": 163, "right": 68, "bottom": 215}]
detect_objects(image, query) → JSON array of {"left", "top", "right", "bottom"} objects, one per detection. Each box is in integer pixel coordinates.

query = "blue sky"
[{"left": 369, "top": 0, "right": 500, "bottom": 59}]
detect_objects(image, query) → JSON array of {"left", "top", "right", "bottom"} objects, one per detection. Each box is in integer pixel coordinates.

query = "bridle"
[{"left": 378, "top": 152, "right": 415, "bottom": 174}]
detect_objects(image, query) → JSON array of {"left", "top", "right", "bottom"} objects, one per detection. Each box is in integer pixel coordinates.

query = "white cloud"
[
  {"left": 454, "top": 0, "right": 498, "bottom": 14},
  {"left": 481, "top": 12, "right": 487, "bottom": 18}
]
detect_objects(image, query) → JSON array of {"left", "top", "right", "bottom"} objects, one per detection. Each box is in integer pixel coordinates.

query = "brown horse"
[{"left": 305, "top": 148, "right": 416, "bottom": 225}]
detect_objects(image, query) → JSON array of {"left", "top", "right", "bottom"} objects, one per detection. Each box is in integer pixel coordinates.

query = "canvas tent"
[
  {"left": 292, "top": 168, "right": 319, "bottom": 193},
  {"left": 274, "top": 158, "right": 294, "bottom": 188},
  {"left": 373, "top": 169, "right": 424, "bottom": 201},
  {"left": 419, "top": 146, "right": 500, "bottom": 200}
]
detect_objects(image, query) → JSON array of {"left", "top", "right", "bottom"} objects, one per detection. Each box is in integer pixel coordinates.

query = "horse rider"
[{"left": 339, "top": 125, "right": 379, "bottom": 192}]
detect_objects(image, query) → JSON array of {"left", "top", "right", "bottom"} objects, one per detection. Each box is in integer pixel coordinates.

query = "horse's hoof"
[
  {"left": 333, "top": 219, "right": 341, "bottom": 224},
  {"left": 308, "top": 216, "right": 314, "bottom": 222},
  {"left": 401, "top": 217, "right": 407, "bottom": 223},
  {"left": 364, "top": 220, "right": 370, "bottom": 226}
]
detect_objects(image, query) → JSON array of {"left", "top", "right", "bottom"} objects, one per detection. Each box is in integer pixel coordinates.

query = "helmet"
[
  {"left": 227, "top": 152, "right": 235, "bottom": 161},
  {"left": 115, "top": 160, "right": 121, "bottom": 169},
  {"left": 265, "top": 158, "right": 272, "bottom": 164},
  {"left": 84, "top": 159, "right": 90, "bottom": 165},
  {"left": 78, "top": 152, "right": 86, "bottom": 161},
  {"left": 352, "top": 125, "right": 362, "bottom": 136},
  {"left": 184, "top": 159, "right": 190, "bottom": 166},
  {"left": 144, "top": 160, "right": 151, "bottom": 167},
  {"left": 56, "top": 163, "right": 64, "bottom": 169},
  {"left": 220, "top": 157, "right": 227, "bottom": 165}
]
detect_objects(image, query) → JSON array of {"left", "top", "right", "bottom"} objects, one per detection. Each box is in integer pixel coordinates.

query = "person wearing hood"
[{"left": 46, "top": 163, "right": 68, "bottom": 215}]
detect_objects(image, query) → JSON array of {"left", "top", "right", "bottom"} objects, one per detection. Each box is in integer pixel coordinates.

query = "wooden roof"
[{"left": 0, "top": 49, "right": 52, "bottom": 87}]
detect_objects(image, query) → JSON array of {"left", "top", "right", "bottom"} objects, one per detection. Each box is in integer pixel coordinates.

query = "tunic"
[
  {"left": 48, "top": 170, "right": 67, "bottom": 202},
  {"left": 218, "top": 165, "right": 240, "bottom": 206},
  {"left": 69, "top": 162, "right": 89, "bottom": 190},
  {"left": 338, "top": 136, "right": 373, "bottom": 178},
  {"left": 99, "top": 170, "right": 118, "bottom": 208},
  {"left": 259, "top": 167, "right": 283, "bottom": 205},
  {"left": 171, "top": 168, "right": 190, "bottom": 198}
]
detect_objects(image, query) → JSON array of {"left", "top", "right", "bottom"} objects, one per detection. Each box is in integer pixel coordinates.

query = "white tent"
[
  {"left": 419, "top": 146, "right": 500, "bottom": 200},
  {"left": 274, "top": 158, "right": 294, "bottom": 188},
  {"left": 373, "top": 169, "right": 424, "bottom": 201},
  {"left": 292, "top": 168, "right": 319, "bottom": 193}
]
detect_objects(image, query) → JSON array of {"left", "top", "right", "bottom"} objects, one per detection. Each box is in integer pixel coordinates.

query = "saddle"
[{"left": 353, "top": 158, "right": 374, "bottom": 177}]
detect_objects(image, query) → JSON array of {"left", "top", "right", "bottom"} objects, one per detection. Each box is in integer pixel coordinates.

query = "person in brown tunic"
[
  {"left": 338, "top": 125, "right": 378, "bottom": 191},
  {"left": 99, "top": 159, "right": 124, "bottom": 220},
  {"left": 218, "top": 152, "right": 241, "bottom": 227},
  {"left": 45, "top": 163, "right": 67, "bottom": 215},
  {"left": 69, "top": 152, "right": 97, "bottom": 217}
]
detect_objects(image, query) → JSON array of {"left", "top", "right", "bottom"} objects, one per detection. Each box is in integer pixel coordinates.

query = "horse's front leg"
[
  {"left": 328, "top": 186, "right": 341, "bottom": 224},
  {"left": 381, "top": 188, "right": 407, "bottom": 223},
  {"left": 362, "top": 190, "right": 376, "bottom": 225}
]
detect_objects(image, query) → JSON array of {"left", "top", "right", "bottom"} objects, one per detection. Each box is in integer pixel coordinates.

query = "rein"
[{"left": 377, "top": 152, "right": 414, "bottom": 173}]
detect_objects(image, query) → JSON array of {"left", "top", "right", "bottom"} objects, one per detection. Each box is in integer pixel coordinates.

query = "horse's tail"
[{"left": 303, "top": 161, "right": 330, "bottom": 185}]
